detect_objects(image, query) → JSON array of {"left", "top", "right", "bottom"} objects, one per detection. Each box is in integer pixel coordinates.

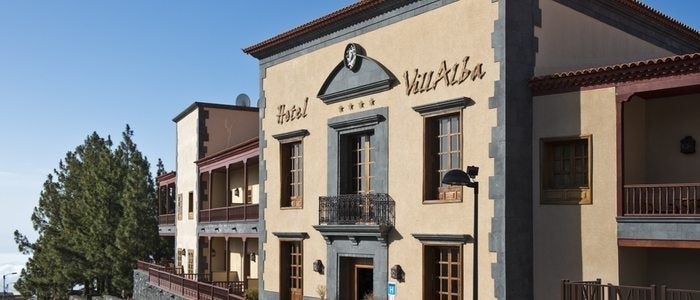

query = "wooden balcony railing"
[
  {"left": 199, "top": 204, "right": 259, "bottom": 223},
  {"left": 158, "top": 214, "right": 176, "bottom": 225},
  {"left": 622, "top": 183, "right": 700, "bottom": 216},
  {"left": 561, "top": 279, "right": 700, "bottom": 300},
  {"left": 136, "top": 260, "right": 245, "bottom": 300},
  {"left": 318, "top": 193, "right": 395, "bottom": 226}
]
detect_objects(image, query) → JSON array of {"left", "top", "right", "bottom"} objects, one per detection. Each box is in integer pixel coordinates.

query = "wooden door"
[{"left": 289, "top": 242, "right": 303, "bottom": 300}]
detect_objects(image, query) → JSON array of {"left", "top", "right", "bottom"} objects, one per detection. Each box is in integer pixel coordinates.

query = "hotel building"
[
  {"left": 243, "top": 1, "right": 700, "bottom": 300},
  {"left": 136, "top": 102, "right": 261, "bottom": 299}
]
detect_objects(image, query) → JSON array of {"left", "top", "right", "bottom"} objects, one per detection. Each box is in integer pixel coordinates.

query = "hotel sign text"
[
  {"left": 277, "top": 97, "right": 309, "bottom": 125},
  {"left": 404, "top": 56, "right": 486, "bottom": 96}
]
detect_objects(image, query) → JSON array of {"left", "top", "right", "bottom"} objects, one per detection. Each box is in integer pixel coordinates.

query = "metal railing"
[
  {"left": 136, "top": 260, "right": 245, "bottom": 300},
  {"left": 318, "top": 193, "right": 395, "bottom": 226},
  {"left": 199, "top": 204, "right": 259, "bottom": 223},
  {"left": 158, "top": 214, "right": 176, "bottom": 225},
  {"left": 623, "top": 183, "right": 700, "bottom": 216},
  {"left": 562, "top": 279, "right": 700, "bottom": 300}
]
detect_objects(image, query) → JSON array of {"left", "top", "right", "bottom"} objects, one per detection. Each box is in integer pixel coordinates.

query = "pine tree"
[
  {"left": 112, "top": 125, "right": 160, "bottom": 295},
  {"left": 14, "top": 126, "right": 163, "bottom": 298}
]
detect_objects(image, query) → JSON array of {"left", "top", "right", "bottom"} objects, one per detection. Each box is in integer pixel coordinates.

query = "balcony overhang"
[
  {"left": 617, "top": 216, "right": 700, "bottom": 242},
  {"left": 158, "top": 224, "right": 176, "bottom": 236},
  {"left": 313, "top": 224, "right": 392, "bottom": 246}
]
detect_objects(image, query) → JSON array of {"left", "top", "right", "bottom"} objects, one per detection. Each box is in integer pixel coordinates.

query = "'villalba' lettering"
[{"left": 404, "top": 56, "right": 486, "bottom": 96}]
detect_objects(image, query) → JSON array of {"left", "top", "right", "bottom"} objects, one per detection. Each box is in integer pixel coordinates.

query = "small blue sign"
[{"left": 388, "top": 282, "right": 397, "bottom": 296}]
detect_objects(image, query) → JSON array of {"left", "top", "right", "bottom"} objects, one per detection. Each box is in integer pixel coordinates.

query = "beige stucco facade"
[
  {"left": 532, "top": 88, "right": 619, "bottom": 300},
  {"left": 176, "top": 108, "right": 201, "bottom": 273},
  {"left": 247, "top": 0, "right": 700, "bottom": 299},
  {"left": 261, "top": 1, "right": 498, "bottom": 299},
  {"left": 535, "top": 0, "right": 673, "bottom": 76}
]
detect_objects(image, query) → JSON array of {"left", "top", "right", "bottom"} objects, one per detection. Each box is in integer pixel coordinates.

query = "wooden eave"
[
  {"left": 242, "top": 0, "right": 408, "bottom": 59},
  {"left": 195, "top": 137, "right": 259, "bottom": 172},
  {"left": 156, "top": 171, "right": 176, "bottom": 186},
  {"left": 243, "top": 0, "right": 700, "bottom": 60},
  {"left": 530, "top": 53, "right": 700, "bottom": 96}
]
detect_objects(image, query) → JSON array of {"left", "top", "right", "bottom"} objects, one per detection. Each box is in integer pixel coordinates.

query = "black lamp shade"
[{"left": 442, "top": 169, "right": 472, "bottom": 186}]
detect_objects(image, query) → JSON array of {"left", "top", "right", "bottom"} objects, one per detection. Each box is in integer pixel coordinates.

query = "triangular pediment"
[{"left": 317, "top": 53, "right": 396, "bottom": 104}]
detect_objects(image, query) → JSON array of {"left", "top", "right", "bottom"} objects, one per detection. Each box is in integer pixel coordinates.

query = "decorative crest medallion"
[{"left": 344, "top": 43, "right": 360, "bottom": 72}]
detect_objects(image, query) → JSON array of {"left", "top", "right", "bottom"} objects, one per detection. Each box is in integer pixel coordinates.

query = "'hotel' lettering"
[{"left": 277, "top": 97, "right": 309, "bottom": 125}]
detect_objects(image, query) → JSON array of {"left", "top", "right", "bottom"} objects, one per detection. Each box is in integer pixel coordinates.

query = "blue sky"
[{"left": 0, "top": 0, "right": 697, "bottom": 292}]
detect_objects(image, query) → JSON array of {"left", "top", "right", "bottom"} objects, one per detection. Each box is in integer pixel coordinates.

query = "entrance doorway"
[{"left": 340, "top": 257, "right": 374, "bottom": 300}]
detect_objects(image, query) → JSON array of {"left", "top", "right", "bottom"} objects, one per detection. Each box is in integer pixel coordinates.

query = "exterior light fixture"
[
  {"left": 3, "top": 272, "right": 17, "bottom": 298},
  {"left": 390, "top": 265, "right": 404, "bottom": 282},
  {"left": 234, "top": 188, "right": 240, "bottom": 197},
  {"left": 250, "top": 252, "right": 257, "bottom": 262},
  {"left": 442, "top": 166, "right": 479, "bottom": 300},
  {"left": 681, "top": 136, "right": 696, "bottom": 154},
  {"left": 313, "top": 260, "right": 324, "bottom": 274},
  {"left": 211, "top": 249, "right": 216, "bottom": 257}
]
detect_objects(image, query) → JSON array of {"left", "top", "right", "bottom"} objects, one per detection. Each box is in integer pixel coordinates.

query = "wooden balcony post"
[
  {"left": 226, "top": 164, "right": 231, "bottom": 221},
  {"left": 242, "top": 237, "right": 248, "bottom": 291},
  {"left": 208, "top": 236, "right": 213, "bottom": 284},
  {"left": 243, "top": 159, "right": 249, "bottom": 220},
  {"left": 225, "top": 237, "right": 230, "bottom": 284},
  {"left": 209, "top": 171, "right": 213, "bottom": 211}
]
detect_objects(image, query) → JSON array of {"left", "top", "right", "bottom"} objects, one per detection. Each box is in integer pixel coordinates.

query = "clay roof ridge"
[
  {"left": 622, "top": 0, "right": 700, "bottom": 40},
  {"left": 532, "top": 53, "right": 700, "bottom": 81},
  {"left": 242, "top": 0, "right": 386, "bottom": 57}
]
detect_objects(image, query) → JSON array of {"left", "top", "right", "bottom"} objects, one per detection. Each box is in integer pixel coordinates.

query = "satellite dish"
[{"left": 235, "top": 93, "right": 251, "bottom": 107}]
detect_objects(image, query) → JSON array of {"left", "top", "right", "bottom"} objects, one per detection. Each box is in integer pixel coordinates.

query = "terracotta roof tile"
[
  {"left": 530, "top": 53, "right": 700, "bottom": 93},
  {"left": 242, "top": 0, "right": 392, "bottom": 59},
  {"left": 243, "top": 0, "right": 700, "bottom": 60}
]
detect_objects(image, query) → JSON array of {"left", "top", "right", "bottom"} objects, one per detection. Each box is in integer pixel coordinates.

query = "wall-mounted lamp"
[
  {"left": 234, "top": 188, "right": 240, "bottom": 197},
  {"left": 313, "top": 260, "right": 325, "bottom": 274},
  {"left": 231, "top": 227, "right": 237, "bottom": 232},
  {"left": 681, "top": 136, "right": 696, "bottom": 154},
  {"left": 250, "top": 252, "right": 257, "bottom": 262},
  {"left": 211, "top": 249, "right": 216, "bottom": 257},
  {"left": 252, "top": 226, "right": 258, "bottom": 231},
  {"left": 390, "top": 265, "right": 404, "bottom": 282}
]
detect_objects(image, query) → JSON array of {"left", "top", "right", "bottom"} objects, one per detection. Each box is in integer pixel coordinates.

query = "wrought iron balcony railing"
[{"left": 318, "top": 193, "right": 395, "bottom": 226}]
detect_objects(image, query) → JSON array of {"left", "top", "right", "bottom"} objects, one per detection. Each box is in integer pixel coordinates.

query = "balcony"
[
  {"left": 136, "top": 260, "right": 245, "bottom": 300},
  {"left": 158, "top": 214, "right": 176, "bottom": 225},
  {"left": 199, "top": 204, "right": 259, "bottom": 223},
  {"left": 318, "top": 193, "right": 395, "bottom": 226},
  {"left": 561, "top": 279, "right": 700, "bottom": 300}
]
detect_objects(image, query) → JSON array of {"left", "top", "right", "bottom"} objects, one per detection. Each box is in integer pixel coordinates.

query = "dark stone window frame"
[
  {"left": 327, "top": 107, "right": 389, "bottom": 196},
  {"left": 412, "top": 233, "right": 470, "bottom": 300},
  {"left": 273, "top": 130, "right": 310, "bottom": 209},
  {"left": 412, "top": 97, "right": 474, "bottom": 203}
]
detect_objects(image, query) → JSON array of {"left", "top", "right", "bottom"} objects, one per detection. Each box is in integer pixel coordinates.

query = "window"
[
  {"left": 176, "top": 248, "right": 183, "bottom": 269},
  {"left": 424, "top": 245, "right": 462, "bottom": 300},
  {"left": 187, "top": 249, "right": 194, "bottom": 273},
  {"left": 540, "top": 136, "right": 591, "bottom": 204},
  {"left": 273, "top": 130, "right": 309, "bottom": 209},
  {"left": 412, "top": 98, "right": 469, "bottom": 203},
  {"left": 281, "top": 142, "right": 303, "bottom": 208},
  {"left": 177, "top": 194, "right": 183, "bottom": 220},
  {"left": 350, "top": 132, "right": 374, "bottom": 194},
  {"left": 425, "top": 113, "right": 462, "bottom": 201},
  {"left": 281, "top": 241, "right": 303, "bottom": 300},
  {"left": 188, "top": 191, "right": 194, "bottom": 219}
]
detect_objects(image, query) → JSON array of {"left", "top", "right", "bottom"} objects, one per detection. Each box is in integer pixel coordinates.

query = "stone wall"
[{"left": 132, "top": 269, "right": 186, "bottom": 300}]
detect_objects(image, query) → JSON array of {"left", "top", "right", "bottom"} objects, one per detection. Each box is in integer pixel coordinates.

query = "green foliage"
[
  {"left": 244, "top": 288, "right": 259, "bottom": 300},
  {"left": 14, "top": 125, "right": 163, "bottom": 299}
]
